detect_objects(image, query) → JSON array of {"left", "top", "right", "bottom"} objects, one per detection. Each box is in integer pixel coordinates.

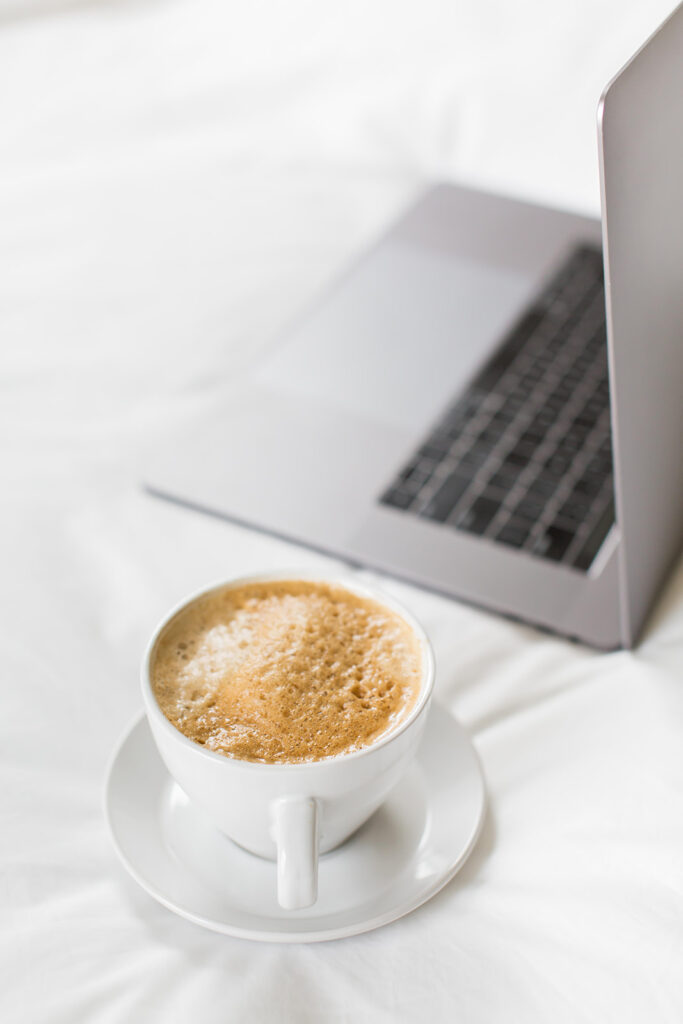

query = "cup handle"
[{"left": 270, "top": 796, "right": 319, "bottom": 910}]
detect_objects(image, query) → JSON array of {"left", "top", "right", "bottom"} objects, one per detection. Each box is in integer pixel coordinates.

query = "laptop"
[{"left": 147, "top": 3, "right": 683, "bottom": 649}]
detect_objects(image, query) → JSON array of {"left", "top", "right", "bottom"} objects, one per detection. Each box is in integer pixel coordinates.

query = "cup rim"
[{"left": 141, "top": 570, "right": 435, "bottom": 771}]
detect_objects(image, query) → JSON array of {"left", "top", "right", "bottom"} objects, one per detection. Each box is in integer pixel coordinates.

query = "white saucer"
[{"left": 105, "top": 703, "right": 486, "bottom": 943}]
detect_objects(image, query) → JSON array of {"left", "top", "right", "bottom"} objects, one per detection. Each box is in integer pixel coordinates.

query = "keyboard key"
[
  {"left": 532, "top": 524, "right": 575, "bottom": 561},
  {"left": 531, "top": 406, "right": 557, "bottom": 430},
  {"left": 544, "top": 452, "right": 573, "bottom": 477},
  {"left": 399, "top": 469, "right": 430, "bottom": 495},
  {"left": 518, "top": 427, "right": 544, "bottom": 447},
  {"left": 586, "top": 451, "right": 612, "bottom": 478},
  {"left": 418, "top": 441, "right": 450, "bottom": 461},
  {"left": 499, "top": 394, "right": 525, "bottom": 417},
  {"left": 495, "top": 517, "right": 532, "bottom": 549},
  {"left": 398, "top": 461, "right": 421, "bottom": 484},
  {"left": 520, "top": 364, "right": 545, "bottom": 386},
  {"left": 420, "top": 473, "right": 471, "bottom": 522},
  {"left": 556, "top": 497, "right": 593, "bottom": 528},
  {"left": 455, "top": 496, "right": 499, "bottom": 534},
  {"left": 513, "top": 497, "right": 545, "bottom": 523},
  {"left": 441, "top": 391, "right": 486, "bottom": 433},
  {"left": 503, "top": 448, "right": 532, "bottom": 469},
  {"left": 572, "top": 474, "right": 604, "bottom": 499},
  {"left": 455, "top": 445, "right": 492, "bottom": 473},
  {"left": 478, "top": 484, "right": 509, "bottom": 504},
  {"left": 526, "top": 474, "right": 559, "bottom": 499},
  {"left": 488, "top": 465, "right": 520, "bottom": 492},
  {"left": 382, "top": 488, "right": 413, "bottom": 510}
]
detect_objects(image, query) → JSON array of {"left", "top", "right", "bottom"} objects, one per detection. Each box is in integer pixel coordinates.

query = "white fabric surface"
[{"left": 2, "top": 0, "right": 682, "bottom": 1020}]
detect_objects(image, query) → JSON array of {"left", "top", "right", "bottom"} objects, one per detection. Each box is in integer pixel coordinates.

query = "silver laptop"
[{"left": 148, "top": 4, "right": 683, "bottom": 649}]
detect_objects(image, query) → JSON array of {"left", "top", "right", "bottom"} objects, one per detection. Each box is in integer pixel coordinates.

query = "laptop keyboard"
[{"left": 380, "top": 245, "right": 615, "bottom": 572}]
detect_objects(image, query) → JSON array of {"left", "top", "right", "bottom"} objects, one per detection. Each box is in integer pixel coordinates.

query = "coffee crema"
[{"left": 151, "top": 579, "right": 422, "bottom": 764}]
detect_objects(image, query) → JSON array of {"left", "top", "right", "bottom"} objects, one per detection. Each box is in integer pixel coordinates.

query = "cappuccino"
[{"left": 151, "top": 579, "right": 422, "bottom": 763}]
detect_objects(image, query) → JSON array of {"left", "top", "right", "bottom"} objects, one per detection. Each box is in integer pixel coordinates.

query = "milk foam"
[{"left": 151, "top": 580, "right": 422, "bottom": 763}]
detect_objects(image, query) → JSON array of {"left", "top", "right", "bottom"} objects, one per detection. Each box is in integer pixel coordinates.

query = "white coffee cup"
[{"left": 141, "top": 572, "right": 435, "bottom": 910}]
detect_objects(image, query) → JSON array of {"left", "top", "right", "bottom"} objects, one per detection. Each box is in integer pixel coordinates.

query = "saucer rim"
[{"left": 104, "top": 703, "right": 486, "bottom": 943}]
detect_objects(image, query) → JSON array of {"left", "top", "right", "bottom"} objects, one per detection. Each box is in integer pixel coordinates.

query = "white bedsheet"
[{"left": 2, "top": 1, "right": 682, "bottom": 1020}]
